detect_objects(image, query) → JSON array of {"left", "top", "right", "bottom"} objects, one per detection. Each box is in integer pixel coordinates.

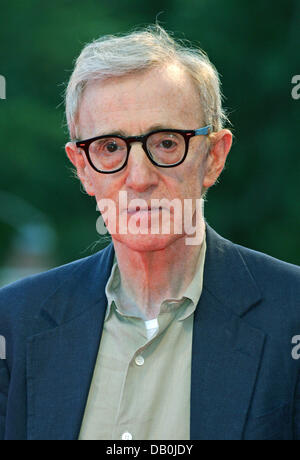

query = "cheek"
[
  {"left": 176, "top": 162, "right": 205, "bottom": 199},
  {"left": 92, "top": 174, "right": 124, "bottom": 201},
  {"left": 192, "top": 154, "right": 207, "bottom": 189},
  {"left": 185, "top": 177, "right": 203, "bottom": 199}
]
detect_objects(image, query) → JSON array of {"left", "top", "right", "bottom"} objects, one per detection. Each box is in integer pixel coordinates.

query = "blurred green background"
[{"left": 0, "top": 0, "right": 299, "bottom": 285}]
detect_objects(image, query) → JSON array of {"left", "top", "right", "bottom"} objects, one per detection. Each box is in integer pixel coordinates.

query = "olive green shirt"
[{"left": 79, "top": 234, "right": 206, "bottom": 440}]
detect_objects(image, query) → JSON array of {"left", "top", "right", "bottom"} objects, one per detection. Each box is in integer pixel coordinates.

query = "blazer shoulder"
[
  {"left": 0, "top": 247, "right": 108, "bottom": 327},
  {"left": 232, "top": 241, "right": 300, "bottom": 323},
  {"left": 207, "top": 225, "right": 300, "bottom": 317},
  {"left": 207, "top": 225, "right": 300, "bottom": 287},
  {"left": 233, "top": 241, "right": 300, "bottom": 286}
]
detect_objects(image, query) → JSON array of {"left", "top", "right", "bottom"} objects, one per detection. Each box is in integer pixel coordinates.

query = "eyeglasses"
[{"left": 75, "top": 125, "right": 212, "bottom": 174}]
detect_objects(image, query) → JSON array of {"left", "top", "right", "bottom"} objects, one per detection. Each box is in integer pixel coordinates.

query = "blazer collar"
[
  {"left": 39, "top": 241, "right": 115, "bottom": 327},
  {"left": 26, "top": 225, "right": 265, "bottom": 440},
  {"left": 202, "top": 225, "right": 262, "bottom": 317}
]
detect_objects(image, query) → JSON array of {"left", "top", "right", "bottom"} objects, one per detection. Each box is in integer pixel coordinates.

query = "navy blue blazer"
[{"left": 0, "top": 225, "right": 300, "bottom": 440}]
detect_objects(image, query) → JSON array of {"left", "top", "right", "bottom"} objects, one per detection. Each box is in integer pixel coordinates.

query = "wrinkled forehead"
[{"left": 77, "top": 64, "right": 204, "bottom": 138}]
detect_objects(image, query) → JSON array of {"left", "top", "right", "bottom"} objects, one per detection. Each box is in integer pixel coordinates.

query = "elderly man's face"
[{"left": 66, "top": 63, "right": 231, "bottom": 251}]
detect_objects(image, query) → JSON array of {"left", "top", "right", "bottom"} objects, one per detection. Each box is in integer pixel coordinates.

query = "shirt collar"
[{"left": 104, "top": 258, "right": 120, "bottom": 321}]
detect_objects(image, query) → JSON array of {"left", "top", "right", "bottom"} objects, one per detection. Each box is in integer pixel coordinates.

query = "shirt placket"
[{"left": 112, "top": 310, "right": 177, "bottom": 441}]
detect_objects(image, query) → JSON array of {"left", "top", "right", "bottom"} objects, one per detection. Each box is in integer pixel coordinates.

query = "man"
[{"left": 0, "top": 25, "right": 299, "bottom": 441}]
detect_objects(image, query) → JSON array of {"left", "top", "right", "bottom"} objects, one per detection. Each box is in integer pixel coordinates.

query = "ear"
[
  {"left": 202, "top": 129, "right": 233, "bottom": 188},
  {"left": 65, "top": 142, "right": 95, "bottom": 196}
]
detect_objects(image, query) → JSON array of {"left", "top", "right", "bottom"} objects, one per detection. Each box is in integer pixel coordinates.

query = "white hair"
[{"left": 65, "top": 24, "right": 229, "bottom": 140}]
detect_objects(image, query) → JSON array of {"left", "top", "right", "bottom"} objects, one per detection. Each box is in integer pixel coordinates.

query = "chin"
[{"left": 111, "top": 233, "right": 182, "bottom": 252}]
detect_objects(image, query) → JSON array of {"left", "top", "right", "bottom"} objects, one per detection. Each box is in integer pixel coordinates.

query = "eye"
[
  {"left": 91, "top": 138, "right": 126, "bottom": 155},
  {"left": 160, "top": 139, "right": 176, "bottom": 150},
  {"left": 159, "top": 136, "right": 178, "bottom": 150},
  {"left": 105, "top": 141, "right": 119, "bottom": 153}
]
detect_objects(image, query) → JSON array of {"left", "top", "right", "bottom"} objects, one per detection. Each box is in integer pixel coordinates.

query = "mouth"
[{"left": 126, "top": 206, "right": 163, "bottom": 215}]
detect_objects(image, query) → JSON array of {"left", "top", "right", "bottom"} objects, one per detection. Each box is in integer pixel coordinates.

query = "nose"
[{"left": 124, "top": 142, "right": 159, "bottom": 193}]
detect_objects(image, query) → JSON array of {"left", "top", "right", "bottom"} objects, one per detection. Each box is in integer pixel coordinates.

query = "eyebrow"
[{"left": 90, "top": 124, "right": 178, "bottom": 138}]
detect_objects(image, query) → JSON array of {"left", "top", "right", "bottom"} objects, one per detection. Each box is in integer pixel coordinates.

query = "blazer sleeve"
[{"left": 0, "top": 359, "right": 9, "bottom": 440}]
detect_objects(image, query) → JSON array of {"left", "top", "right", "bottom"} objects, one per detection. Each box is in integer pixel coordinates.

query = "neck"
[{"left": 112, "top": 217, "right": 206, "bottom": 320}]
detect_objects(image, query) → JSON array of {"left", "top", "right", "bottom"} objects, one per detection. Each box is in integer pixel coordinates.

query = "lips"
[{"left": 126, "top": 206, "right": 162, "bottom": 214}]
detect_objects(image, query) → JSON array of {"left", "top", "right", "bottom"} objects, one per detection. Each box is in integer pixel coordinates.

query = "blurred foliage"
[{"left": 0, "top": 0, "right": 299, "bottom": 268}]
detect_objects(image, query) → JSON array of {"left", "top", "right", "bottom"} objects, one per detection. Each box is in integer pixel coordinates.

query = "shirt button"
[
  {"left": 122, "top": 432, "right": 133, "bottom": 440},
  {"left": 135, "top": 355, "right": 144, "bottom": 366}
]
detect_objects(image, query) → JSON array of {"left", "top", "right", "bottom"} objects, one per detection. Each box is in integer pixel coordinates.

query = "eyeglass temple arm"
[{"left": 194, "top": 125, "right": 213, "bottom": 136}]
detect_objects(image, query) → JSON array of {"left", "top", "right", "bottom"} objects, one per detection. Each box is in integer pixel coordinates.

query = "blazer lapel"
[
  {"left": 190, "top": 226, "right": 266, "bottom": 440},
  {"left": 26, "top": 242, "right": 115, "bottom": 440}
]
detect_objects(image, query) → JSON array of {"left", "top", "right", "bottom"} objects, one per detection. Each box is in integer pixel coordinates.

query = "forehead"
[{"left": 77, "top": 63, "right": 203, "bottom": 138}]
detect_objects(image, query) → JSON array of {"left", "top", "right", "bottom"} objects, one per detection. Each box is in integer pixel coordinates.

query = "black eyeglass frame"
[{"left": 75, "top": 125, "right": 213, "bottom": 174}]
